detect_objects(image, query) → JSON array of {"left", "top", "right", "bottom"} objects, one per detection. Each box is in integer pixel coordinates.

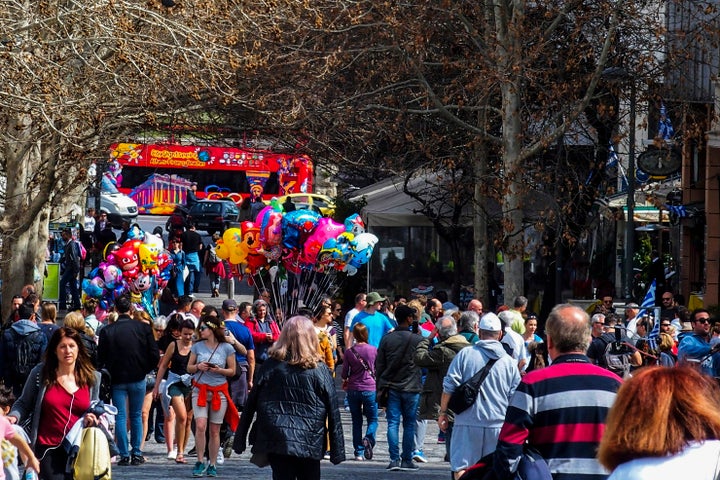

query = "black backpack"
[
  {"left": 601, "top": 337, "right": 632, "bottom": 378},
  {"left": 11, "top": 330, "right": 44, "bottom": 381}
]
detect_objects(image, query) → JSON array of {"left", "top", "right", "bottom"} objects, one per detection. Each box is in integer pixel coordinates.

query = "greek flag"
[
  {"left": 665, "top": 204, "right": 688, "bottom": 217},
  {"left": 641, "top": 280, "right": 659, "bottom": 339},
  {"left": 607, "top": 143, "right": 619, "bottom": 168}
]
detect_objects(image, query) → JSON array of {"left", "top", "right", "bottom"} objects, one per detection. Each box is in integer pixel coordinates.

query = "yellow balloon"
[
  {"left": 215, "top": 239, "right": 230, "bottom": 260},
  {"left": 139, "top": 243, "right": 160, "bottom": 272},
  {"left": 223, "top": 228, "right": 243, "bottom": 248}
]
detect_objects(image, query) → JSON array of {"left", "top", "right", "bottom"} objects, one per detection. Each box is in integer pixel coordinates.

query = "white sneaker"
[
  {"left": 167, "top": 447, "right": 177, "bottom": 460},
  {"left": 216, "top": 450, "right": 224, "bottom": 465}
]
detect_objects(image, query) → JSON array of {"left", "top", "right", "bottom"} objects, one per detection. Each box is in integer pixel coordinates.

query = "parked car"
[
  {"left": 271, "top": 193, "right": 336, "bottom": 216},
  {"left": 186, "top": 199, "right": 240, "bottom": 234}
]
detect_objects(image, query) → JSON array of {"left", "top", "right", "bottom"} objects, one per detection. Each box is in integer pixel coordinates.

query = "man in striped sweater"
[{"left": 492, "top": 304, "right": 622, "bottom": 480}]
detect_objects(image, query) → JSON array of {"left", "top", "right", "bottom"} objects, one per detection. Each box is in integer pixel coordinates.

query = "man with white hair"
[
  {"left": 497, "top": 310, "right": 528, "bottom": 371},
  {"left": 437, "top": 313, "right": 520, "bottom": 480},
  {"left": 412, "top": 315, "right": 470, "bottom": 463}
]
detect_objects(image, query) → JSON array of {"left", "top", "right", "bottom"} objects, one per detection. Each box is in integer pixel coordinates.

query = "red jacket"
[{"left": 244, "top": 316, "right": 280, "bottom": 346}]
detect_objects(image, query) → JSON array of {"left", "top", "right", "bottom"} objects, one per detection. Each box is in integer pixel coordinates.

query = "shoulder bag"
[{"left": 447, "top": 358, "right": 497, "bottom": 415}]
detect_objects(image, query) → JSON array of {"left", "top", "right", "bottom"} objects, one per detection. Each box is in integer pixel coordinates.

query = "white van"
[{"left": 97, "top": 176, "right": 138, "bottom": 227}]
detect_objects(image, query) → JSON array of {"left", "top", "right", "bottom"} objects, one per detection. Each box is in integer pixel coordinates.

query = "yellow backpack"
[{"left": 73, "top": 427, "right": 111, "bottom": 480}]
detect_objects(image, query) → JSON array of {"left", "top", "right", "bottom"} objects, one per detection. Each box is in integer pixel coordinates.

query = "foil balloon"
[
  {"left": 102, "top": 264, "right": 122, "bottom": 288},
  {"left": 302, "top": 218, "right": 345, "bottom": 266},
  {"left": 139, "top": 243, "right": 160, "bottom": 274},
  {"left": 215, "top": 239, "right": 230, "bottom": 260},
  {"left": 344, "top": 213, "right": 365, "bottom": 236},
  {"left": 116, "top": 240, "right": 140, "bottom": 278},
  {"left": 347, "top": 232, "right": 379, "bottom": 270},
  {"left": 281, "top": 209, "right": 321, "bottom": 249}
]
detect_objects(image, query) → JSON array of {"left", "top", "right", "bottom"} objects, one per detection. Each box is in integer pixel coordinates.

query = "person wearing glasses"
[
  {"left": 660, "top": 291, "right": 678, "bottom": 320},
  {"left": 677, "top": 309, "right": 720, "bottom": 376}
]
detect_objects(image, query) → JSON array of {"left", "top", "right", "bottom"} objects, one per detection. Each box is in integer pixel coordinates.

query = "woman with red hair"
[{"left": 598, "top": 366, "right": 720, "bottom": 479}]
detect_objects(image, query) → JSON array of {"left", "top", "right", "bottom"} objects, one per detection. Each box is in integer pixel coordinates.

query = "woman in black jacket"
[{"left": 234, "top": 315, "right": 345, "bottom": 479}]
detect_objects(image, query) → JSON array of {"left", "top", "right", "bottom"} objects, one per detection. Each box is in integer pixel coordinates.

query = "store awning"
[{"left": 621, "top": 205, "right": 669, "bottom": 223}]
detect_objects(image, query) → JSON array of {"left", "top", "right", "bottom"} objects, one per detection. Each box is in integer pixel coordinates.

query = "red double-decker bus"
[{"left": 107, "top": 142, "right": 314, "bottom": 214}]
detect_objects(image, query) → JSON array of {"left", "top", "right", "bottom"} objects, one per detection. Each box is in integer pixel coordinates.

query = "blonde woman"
[
  {"left": 38, "top": 301, "right": 60, "bottom": 342},
  {"left": 235, "top": 316, "right": 345, "bottom": 478}
]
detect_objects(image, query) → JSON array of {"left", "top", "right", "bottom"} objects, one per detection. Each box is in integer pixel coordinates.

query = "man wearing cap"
[
  {"left": 351, "top": 292, "right": 394, "bottom": 348},
  {"left": 220, "top": 299, "right": 255, "bottom": 458},
  {"left": 492, "top": 304, "right": 622, "bottom": 480},
  {"left": 221, "top": 299, "right": 255, "bottom": 403},
  {"left": 438, "top": 313, "right": 520, "bottom": 480},
  {"left": 375, "top": 304, "right": 424, "bottom": 471}
]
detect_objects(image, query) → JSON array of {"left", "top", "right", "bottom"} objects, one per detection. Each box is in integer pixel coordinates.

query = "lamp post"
[
  {"left": 602, "top": 67, "right": 637, "bottom": 301},
  {"left": 625, "top": 81, "right": 637, "bottom": 301}
]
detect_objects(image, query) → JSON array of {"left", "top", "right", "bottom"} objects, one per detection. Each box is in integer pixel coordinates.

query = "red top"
[{"left": 37, "top": 383, "right": 91, "bottom": 446}]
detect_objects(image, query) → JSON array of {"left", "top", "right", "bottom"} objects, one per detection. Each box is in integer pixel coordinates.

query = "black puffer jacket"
[{"left": 234, "top": 357, "right": 345, "bottom": 464}]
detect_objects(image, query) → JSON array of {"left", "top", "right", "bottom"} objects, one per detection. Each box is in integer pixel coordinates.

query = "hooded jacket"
[
  {"left": 442, "top": 339, "right": 520, "bottom": 427},
  {"left": 0, "top": 319, "right": 47, "bottom": 387}
]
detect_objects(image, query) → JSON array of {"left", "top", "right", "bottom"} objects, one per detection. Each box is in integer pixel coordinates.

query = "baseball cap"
[
  {"left": 222, "top": 299, "right": 237, "bottom": 311},
  {"left": 365, "top": 292, "right": 386, "bottom": 305},
  {"left": 478, "top": 313, "right": 502, "bottom": 332}
]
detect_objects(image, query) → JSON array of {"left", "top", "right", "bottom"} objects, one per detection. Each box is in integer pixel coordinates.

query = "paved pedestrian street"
[{"left": 111, "top": 399, "right": 451, "bottom": 479}]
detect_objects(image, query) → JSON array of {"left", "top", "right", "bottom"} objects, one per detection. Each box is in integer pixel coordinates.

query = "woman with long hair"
[
  {"left": 153, "top": 319, "right": 196, "bottom": 464},
  {"left": 38, "top": 302, "right": 59, "bottom": 342},
  {"left": 187, "top": 315, "right": 237, "bottom": 477},
  {"left": 8, "top": 327, "right": 101, "bottom": 480},
  {"left": 598, "top": 366, "right": 720, "bottom": 478},
  {"left": 234, "top": 316, "right": 345, "bottom": 479},
  {"left": 341, "top": 323, "right": 378, "bottom": 461}
]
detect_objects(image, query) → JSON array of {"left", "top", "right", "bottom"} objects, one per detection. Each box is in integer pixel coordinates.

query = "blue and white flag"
[
  {"left": 641, "top": 279, "right": 660, "bottom": 339},
  {"left": 658, "top": 103, "right": 674, "bottom": 140}
]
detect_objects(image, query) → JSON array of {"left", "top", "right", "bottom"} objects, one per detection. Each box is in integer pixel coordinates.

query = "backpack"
[
  {"left": 73, "top": 426, "right": 111, "bottom": 480},
  {"left": 11, "top": 330, "right": 44, "bottom": 381},
  {"left": 602, "top": 338, "right": 632, "bottom": 378}
]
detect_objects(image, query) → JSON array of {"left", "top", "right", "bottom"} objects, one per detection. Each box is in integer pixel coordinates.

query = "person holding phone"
[{"left": 187, "top": 316, "right": 237, "bottom": 478}]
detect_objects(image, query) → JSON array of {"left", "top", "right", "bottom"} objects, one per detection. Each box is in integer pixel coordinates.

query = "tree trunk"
[
  {"left": 501, "top": 79, "right": 525, "bottom": 305},
  {"left": 474, "top": 143, "right": 489, "bottom": 308}
]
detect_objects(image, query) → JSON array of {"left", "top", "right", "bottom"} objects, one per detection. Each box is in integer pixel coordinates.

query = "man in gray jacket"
[{"left": 438, "top": 313, "right": 521, "bottom": 480}]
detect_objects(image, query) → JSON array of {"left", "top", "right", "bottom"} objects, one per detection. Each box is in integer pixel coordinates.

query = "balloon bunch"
[
  {"left": 82, "top": 226, "right": 172, "bottom": 318},
  {"left": 215, "top": 199, "right": 378, "bottom": 316},
  {"left": 215, "top": 200, "right": 378, "bottom": 279}
]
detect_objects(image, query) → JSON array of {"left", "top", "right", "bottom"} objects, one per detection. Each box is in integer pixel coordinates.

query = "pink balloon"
[{"left": 300, "top": 218, "right": 346, "bottom": 266}]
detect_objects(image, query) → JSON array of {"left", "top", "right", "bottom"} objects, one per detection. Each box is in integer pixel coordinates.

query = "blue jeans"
[
  {"left": 385, "top": 389, "right": 420, "bottom": 462},
  {"left": 347, "top": 390, "right": 378, "bottom": 457},
  {"left": 112, "top": 379, "right": 146, "bottom": 457}
]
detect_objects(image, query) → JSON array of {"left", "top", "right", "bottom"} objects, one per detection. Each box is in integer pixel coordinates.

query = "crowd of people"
[{"left": 1, "top": 278, "right": 719, "bottom": 480}]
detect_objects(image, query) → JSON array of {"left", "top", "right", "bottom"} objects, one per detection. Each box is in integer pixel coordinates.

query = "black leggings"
[
  {"left": 269, "top": 453, "right": 320, "bottom": 480},
  {"left": 35, "top": 444, "right": 71, "bottom": 480}
]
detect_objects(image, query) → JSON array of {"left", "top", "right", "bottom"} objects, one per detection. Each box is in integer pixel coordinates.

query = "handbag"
[{"left": 447, "top": 358, "right": 497, "bottom": 415}]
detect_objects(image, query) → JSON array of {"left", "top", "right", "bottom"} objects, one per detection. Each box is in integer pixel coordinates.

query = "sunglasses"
[
  {"left": 199, "top": 325, "right": 210, "bottom": 331},
  {"left": 696, "top": 318, "right": 710, "bottom": 324}
]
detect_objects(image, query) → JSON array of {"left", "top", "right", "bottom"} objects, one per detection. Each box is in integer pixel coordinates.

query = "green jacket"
[{"left": 413, "top": 334, "right": 470, "bottom": 419}]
